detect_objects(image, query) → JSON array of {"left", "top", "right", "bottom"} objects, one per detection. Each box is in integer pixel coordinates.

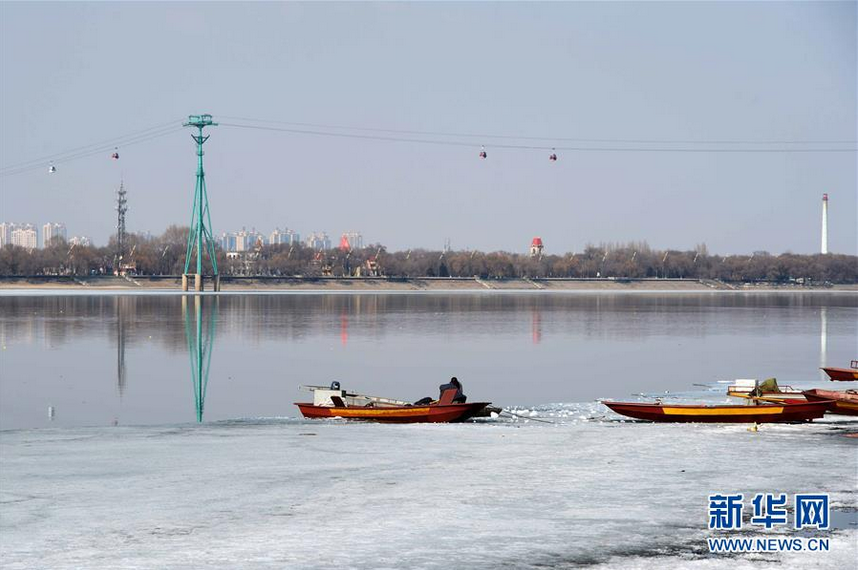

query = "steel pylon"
[{"left": 183, "top": 114, "right": 219, "bottom": 276}]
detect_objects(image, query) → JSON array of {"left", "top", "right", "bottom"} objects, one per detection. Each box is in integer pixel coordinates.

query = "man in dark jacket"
[{"left": 438, "top": 377, "right": 467, "bottom": 403}]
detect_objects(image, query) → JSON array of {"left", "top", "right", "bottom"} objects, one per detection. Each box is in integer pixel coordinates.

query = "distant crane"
[{"left": 364, "top": 247, "right": 383, "bottom": 277}]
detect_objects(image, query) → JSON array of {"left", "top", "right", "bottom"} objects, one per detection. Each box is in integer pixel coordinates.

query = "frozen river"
[
  {"left": 1, "top": 412, "right": 855, "bottom": 569},
  {"left": 1, "top": 292, "right": 856, "bottom": 568}
]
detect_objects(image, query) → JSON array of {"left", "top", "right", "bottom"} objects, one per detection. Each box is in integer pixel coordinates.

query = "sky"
[{"left": 0, "top": 1, "right": 855, "bottom": 255}]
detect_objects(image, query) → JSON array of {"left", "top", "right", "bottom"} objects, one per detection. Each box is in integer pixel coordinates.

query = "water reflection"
[
  {"left": 116, "top": 296, "right": 130, "bottom": 396},
  {"left": 2, "top": 293, "right": 854, "bottom": 349},
  {"left": 531, "top": 308, "right": 542, "bottom": 344},
  {"left": 1, "top": 292, "right": 856, "bottom": 429},
  {"left": 183, "top": 295, "right": 217, "bottom": 422},
  {"left": 820, "top": 305, "right": 828, "bottom": 381}
]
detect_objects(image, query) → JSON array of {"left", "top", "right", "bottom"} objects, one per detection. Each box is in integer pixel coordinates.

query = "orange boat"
[
  {"left": 602, "top": 400, "right": 831, "bottom": 423},
  {"left": 821, "top": 361, "right": 858, "bottom": 382},
  {"left": 295, "top": 383, "right": 492, "bottom": 423},
  {"left": 295, "top": 401, "right": 490, "bottom": 423},
  {"left": 803, "top": 389, "right": 858, "bottom": 416}
]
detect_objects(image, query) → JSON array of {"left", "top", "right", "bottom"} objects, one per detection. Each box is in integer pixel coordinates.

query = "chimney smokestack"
[{"left": 821, "top": 193, "right": 829, "bottom": 254}]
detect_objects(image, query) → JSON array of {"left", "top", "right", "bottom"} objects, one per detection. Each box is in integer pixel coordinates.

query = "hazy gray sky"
[{"left": 1, "top": 2, "right": 855, "bottom": 254}]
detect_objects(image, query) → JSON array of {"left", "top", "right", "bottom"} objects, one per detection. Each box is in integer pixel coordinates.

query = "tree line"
[{"left": 1, "top": 226, "right": 855, "bottom": 284}]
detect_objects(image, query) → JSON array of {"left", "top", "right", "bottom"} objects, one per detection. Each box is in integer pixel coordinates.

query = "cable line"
[
  {"left": 0, "top": 118, "right": 183, "bottom": 173},
  {"left": 219, "top": 122, "right": 857, "bottom": 153},
  {"left": 0, "top": 126, "right": 183, "bottom": 177},
  {"left": 3, "top": 113, "right": 855, "bottom": 178},
  {"left": 219, "top": 115, "right": 857, "bottom": 146}
]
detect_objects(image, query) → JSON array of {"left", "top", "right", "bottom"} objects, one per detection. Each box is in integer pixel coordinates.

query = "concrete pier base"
[{"left": 182, "top": 273, "right": 219, "bottom": 292}]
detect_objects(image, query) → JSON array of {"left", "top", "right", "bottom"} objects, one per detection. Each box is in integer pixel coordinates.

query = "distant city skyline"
[
  {"left": 0, "top": 221, "right": 88, "bottom": 250},
  {"left": 1, "top": 3, "right": 855, "bottom": 254},
  {"left": 0, "top": 208, "right": 851, "bottom": 257}
]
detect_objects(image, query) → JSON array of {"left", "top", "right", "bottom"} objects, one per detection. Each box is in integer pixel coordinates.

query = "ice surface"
[{"left": 1, "top": 408, "right": 855, "bottom": 569}]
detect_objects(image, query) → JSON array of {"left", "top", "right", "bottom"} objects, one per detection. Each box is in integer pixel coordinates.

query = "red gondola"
[
  {"left": 479, "top": 146, "right": 487, "bottom": 159},
  {"left": 549, "top": 152, "right": 557, "bottom": 162}
]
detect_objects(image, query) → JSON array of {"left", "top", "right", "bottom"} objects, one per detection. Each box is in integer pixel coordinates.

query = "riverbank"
[{"left": 1, "top": 275, "right": 857, "bottom": 292}]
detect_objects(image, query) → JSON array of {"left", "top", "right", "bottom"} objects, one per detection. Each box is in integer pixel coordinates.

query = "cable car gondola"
[
  {"left": 479, "top": 146, "right": 487, "bottom": 159},
  {"left": 48, "top": 163, "right": 57, "bottom": 174},
  {"left": 549, "top": 148, "right": 557, "bottom": 162},
  {"left": 111, "top": 147, "right": 119, "bottom": 160}
]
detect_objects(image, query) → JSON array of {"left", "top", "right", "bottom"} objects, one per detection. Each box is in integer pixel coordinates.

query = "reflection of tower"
[
  {"left": 340, "top": 310, "right": 349, "bottom": 346},
  {"left": 116, "top": 296, "right": 128, "bottom": 396},
  {"left": 820, "top": 193, "right": 829, "bottom": 254},
  {"left": 531, "top": 308, "right": 542, "bottom": 344},
  {"left": 183, "top": 295, "right": 218, "bottom": 422},
  {"left": 820, "top": 306, "right": 828, "bottom": 382}
]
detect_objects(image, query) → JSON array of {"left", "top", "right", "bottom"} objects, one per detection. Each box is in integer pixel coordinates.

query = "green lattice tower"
[{"left": 183, "top": 114, "right": 219, "bottom": 277}]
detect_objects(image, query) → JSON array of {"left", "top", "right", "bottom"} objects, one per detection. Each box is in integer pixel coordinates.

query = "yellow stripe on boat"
[
  {"left": 662, "top": 406, "right": 783, "bottom": 416},
  {"left": 331, "top": 406, "right": 431, "bottom": 417}
]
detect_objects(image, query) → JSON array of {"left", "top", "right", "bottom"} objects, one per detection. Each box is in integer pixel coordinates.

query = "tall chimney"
[{"left": 821, "top": 193, "right": 829, "bottom": 254}]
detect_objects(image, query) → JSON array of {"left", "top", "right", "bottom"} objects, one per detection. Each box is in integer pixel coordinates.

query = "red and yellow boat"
[
  {"left": 803, "top": 389, "right": 858, "bottom": 416},
  {"left": 295, "top": 401, "right": 491, "bottom": 423},
  {"left": 821, "top": 361, "right": 858, "bottom": 382},
  {"left": 295, "top": 383, "right": 492, "bottom": 423},
  {"left": 602, "top": 400, "right": 831, "bottom": 423}
]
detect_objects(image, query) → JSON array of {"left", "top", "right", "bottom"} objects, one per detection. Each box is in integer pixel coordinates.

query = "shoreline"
[{"left": 1, "top": 276, "right": 856, "bottom": 294}]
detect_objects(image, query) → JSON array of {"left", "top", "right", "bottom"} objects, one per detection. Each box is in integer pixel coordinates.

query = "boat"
[
  {"left": 803, "top": 389, "right": 858, "bottom": 416},
  {"left": 726, "top": 378, "right": 805, "bottom": 401},
  {"left": 601, "top": 400, "right": 832, "bottom": 423},
  {"left": 295, "top": 383, "right": 493, "bottom": 423},
  {"left": 821, "top": 361, "right": 858, "bottom": 382}
]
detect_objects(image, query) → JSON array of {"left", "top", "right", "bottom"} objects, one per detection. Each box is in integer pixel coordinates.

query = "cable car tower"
[{"left": 182, "top": 114, "right": 220, "bottom": 291}]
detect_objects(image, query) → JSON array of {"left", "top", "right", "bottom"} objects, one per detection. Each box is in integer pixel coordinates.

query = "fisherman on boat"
[
  {"left": 439, "top": 377, "right": 467, "bottom": 403},
  {"left": 296, "top": 380, "right": 492, "bottom": 422}
]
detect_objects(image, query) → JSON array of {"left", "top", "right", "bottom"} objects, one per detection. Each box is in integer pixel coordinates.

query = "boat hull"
[
  {"left": 602, "top": 401, "right": 831, "bottom": 423},
  {"left": 803, "top": 389, "right": 858, "bottom": 416},
  {"left": 295, "top": 402, "right": 491, "bottom": 423},
  {"left": 821, "top": 367, "right": 858, "bottom": 382}
]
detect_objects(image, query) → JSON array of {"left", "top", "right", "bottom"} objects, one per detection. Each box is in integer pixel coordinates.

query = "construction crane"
[{"left": 363, "top": 247, "right": 383, "bottom": 277}]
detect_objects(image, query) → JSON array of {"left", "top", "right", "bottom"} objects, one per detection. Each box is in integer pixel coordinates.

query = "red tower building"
[{"left": 339, "top": 234, "right": 351, "bottom": 251}]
